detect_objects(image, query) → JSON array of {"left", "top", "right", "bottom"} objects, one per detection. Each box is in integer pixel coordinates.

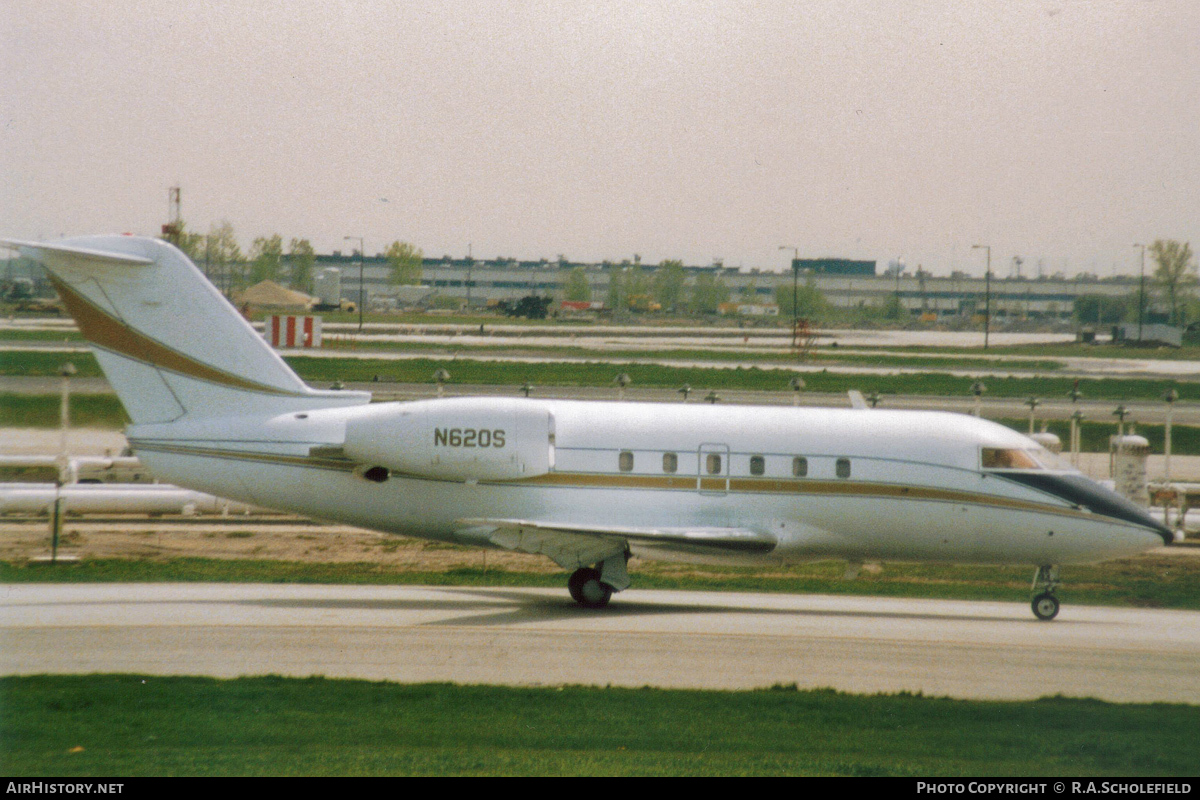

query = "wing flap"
[{"left": 458, "top": 517, "right": 777, "bottom": 569}]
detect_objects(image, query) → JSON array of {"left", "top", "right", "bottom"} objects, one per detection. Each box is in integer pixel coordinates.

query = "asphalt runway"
[{"left": 4, "top": 583, "right": 1199, "bottom": 703}]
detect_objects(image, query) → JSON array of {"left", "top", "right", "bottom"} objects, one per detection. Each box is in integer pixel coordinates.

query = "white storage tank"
[
  {"left": 314, "top": 268, "right": 342, "bottom": 308},
  {"left": 1110, "top": 434, "right": 1151, "bottom": 506}
]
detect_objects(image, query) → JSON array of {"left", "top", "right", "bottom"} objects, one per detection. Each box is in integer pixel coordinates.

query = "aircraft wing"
[{"left": 456, "top": 517, "right": 777, "bottom": 570}]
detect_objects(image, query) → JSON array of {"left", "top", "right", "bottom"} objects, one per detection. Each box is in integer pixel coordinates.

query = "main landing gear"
[
  {"left": 568, "top": 567, "right": 613, "bottom": 608},
  {"left": 567, "top": 553, "right": 630, "bottom": 609},
  {"left": 1031, "top": 565, "right": 1061, "bottom": 621}
]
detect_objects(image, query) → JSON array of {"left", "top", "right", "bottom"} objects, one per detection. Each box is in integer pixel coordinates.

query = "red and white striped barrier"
[{"left": 267, "top": 315, "right": 322, "bottom": 348}]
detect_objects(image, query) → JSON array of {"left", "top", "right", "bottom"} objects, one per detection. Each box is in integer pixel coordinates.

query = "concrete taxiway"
[{"left": 3, "top": 583, "right": 1198, "bottom": 703}]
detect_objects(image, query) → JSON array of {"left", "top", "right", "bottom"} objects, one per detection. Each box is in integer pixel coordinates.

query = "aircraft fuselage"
[{"left": 125, "top": 397, "right": 1167, "bottom": 568}]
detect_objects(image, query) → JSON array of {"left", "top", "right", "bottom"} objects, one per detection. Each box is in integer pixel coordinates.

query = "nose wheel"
[
  {"left": 568, "top": 567, "right": 614, "bottom": 608},
  {"left": 1031, "top": 592, "right": 1060, "bottom": 620},
  {"left": 1030, "top": 565, "right": 1061, "bottom": 621}
]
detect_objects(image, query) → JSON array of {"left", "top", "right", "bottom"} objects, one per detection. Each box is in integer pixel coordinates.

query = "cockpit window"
[{"left": 981, "top": 448, "right": 1044, "bottom": 470}]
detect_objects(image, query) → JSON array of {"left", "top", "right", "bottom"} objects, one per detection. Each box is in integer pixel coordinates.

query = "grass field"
[
  {"left": 317, "top": 337, "right": 1067, "bottom": 372},
  {"left": 1, "top": 393, "right": 127, "bottom": 428},
  {"left": 4, "top": 553, "right": 1198, "bottom": 611},
  {"left": 3, "top": 675, "right": 1197, "bottom": 776},
  {"left": 4, "top": 348, "right": 1195, "bottom": 400}
]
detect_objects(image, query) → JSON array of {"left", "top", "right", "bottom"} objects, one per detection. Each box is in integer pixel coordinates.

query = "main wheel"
[
  {"left": 568, "top": 567, "right": 613, "bottom": 608},
  {"left": 1031, "top": 592, "right": 1060, "bottom": 621}
]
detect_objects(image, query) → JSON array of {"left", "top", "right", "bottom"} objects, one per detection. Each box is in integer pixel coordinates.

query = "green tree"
[
  {"left": 740, "top": 280, "right": 758, "bottom": 303},
  {"left": 605, "top": 264, "right": 625, "bottom": 315},
  {"left": 624, "top": 263, "right": 651, "bottom": 299},
  {"left": 288, "top": 238, "right": 315, "bottom": 292},
  {"left": 881, "top": 293, "right": 905, "bottom": 321},
  {"left": 386, "top": 241, "right": 423, "bottom": 286},
  {"left": 1151, "top": 240, "right": 1196, "bottom": 326},
  {"left": 564, "top": 267, "right": 591, "bottom": 302},
  {"left": 249, "top": 234, "right": 284, "bottom": 284},
  {"left": 1073, "top": 294, "right": 1131, "bottom": 326},
  {"left": 689, "top": 272, "right": 729, "bottom": 315},
  {"left": 775, "top": 276, "right": 829, "bottom": 320},
  {"left": 652, "top": 260, "right": 686, "bottom": 311},
  {"left": 205, "top": 221, "right": 243, "bottom": 292},
  {"left": 161, "top": 220, "right": 204, "bottom": 261}
]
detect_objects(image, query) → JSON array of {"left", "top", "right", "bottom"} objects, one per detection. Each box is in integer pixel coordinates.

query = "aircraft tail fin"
[{"left": 3, "top": 235, "right": 369, "bottom": 424}]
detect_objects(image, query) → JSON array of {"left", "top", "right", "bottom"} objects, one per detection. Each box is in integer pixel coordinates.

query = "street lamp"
[
  {"left": 970, "top": 380, "right": 987, "bottom": 417},
  {"left": 972, "top": 245, "right": 991, "bottom": 349},
  {"left": 614, "top": 372, "right": 632, "bottom": 401},
  {"left": 433, "top": 368, "right": 450, "bottom": 398},
  {"left": 779, "top": 246, "right": 799, "bottom": 349},
  {"left": 1068, "top": 382, "right": 1083, "bottom": 466},
  {"left": 1025, "top": 397, "right": 1040, "bottom": 434},
  {"left": 465, "top": 243, "right": 473, "bottom": 310},
  {"left": 344, "top": 236, "right": 365, "bottom": 331},
  {"left": 1133, "top": 243, "right": 1146, "bottom": 344},
  {"left": 1164, "top": 388, "right": 1179, "bottom": 484},
  {"left": 789, "top": 376, "right": 805, "bottom": 407},
  {"left": 1113, "top": 404, "right": 1130, "bottom": 439}
]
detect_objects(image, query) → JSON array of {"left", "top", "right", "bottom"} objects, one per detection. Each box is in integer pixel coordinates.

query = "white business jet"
[{"left": 4, "top": 235, "right": 1172, "bottom": 619}]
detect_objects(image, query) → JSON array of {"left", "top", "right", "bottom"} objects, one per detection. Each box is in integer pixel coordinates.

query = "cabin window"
[
  {"left": 749, "top": 455, "right": 765, "bottom": 476},
  {"left": 981, "top": 448, "right": 1043, "bottom": 470},
  {"left": 706, "top": 453, "right": 722, "bottom": 475},
  {"left": 663, "top": 452, "right": 678, "bottom": 473},
  {"left": 793, "top": 456, "right": 808, "bottom": 477},
  {"left": 619, "top": 451, "right": 634, "bottom": 472},
  {"left": 836, "top": 457, "right": 851, "bottom": 479}
]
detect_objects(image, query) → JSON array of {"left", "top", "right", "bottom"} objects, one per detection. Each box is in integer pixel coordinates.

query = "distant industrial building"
[
  {"left": 307, "top": 251, "right": 1136, "bottom": 323},
  {"left": 2, "top": 248, "right": 1144, "bottom": 324},
  {"left": 792, "top": 258, "right": 877, "bottom": 277}
]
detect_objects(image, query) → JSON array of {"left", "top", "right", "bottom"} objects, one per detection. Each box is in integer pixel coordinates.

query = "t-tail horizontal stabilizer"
[{"left": 2, "top": 235, "right": 370, "bottom": 425}]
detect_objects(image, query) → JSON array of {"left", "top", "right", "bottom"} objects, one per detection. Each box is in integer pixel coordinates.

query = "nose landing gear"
[{"left": 1031, "top": 565, "right": 1061, "bottom": 621}]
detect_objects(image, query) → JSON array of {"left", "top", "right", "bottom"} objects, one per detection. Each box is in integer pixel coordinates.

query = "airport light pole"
[
  {"left": 1068, "top": 382, "right": 1083, "bottom": 467},
  {"left": 614, "top": 372, "right": 631, "bottom": 401},
  {"left": 1164, "top": 388, "right": 1179, "bottom": 484},
  {"left": 1070, "top": 409, "right": 1085, "bottom": 468},
  {"left": 970, "top": 380, "right": 986, "bottom": 417},
  {"left": 433, "top": 368, "right": 450, "bottom": 398},
  {"left": 1134, "top": 243, "right": 1146, "bottom": 344},
  {"left": 779, "top": 246, "right": 800, "bottom": 349},
  {"left": 972, "top": 245, "right": 991, "bottom": 350},
  {"left": 789, "top": 376, "right": 805, "bottom": 407},
  {"left": 465, "top": 243, "right": 473, "bottom": 310},
  {"left": 345, "top": 236, "right": 364, "bottom": 331}
]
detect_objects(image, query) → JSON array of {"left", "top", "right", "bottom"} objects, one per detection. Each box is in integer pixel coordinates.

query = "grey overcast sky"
[{"left": 2, "top": 0, "right": 1196, "bottom": 276}]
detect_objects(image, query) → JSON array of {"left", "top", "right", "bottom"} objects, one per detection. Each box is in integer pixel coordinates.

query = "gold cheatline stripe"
[
  {"left": 133, "top": 442, "right": 359, "bottom": 473},
  {"left": 524, "top": 471, "right": 1066, "bottom": 516},
  {"left": 133, "top": 441, "right": 1095, "bottom": 522},
  {"left": 48, "top": 273, "right": 301, "bottom": 396}
]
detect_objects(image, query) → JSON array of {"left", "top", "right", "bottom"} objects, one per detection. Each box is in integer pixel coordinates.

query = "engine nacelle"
[{"left": 342, "top": 398, "right": 555, "bottom": 482}]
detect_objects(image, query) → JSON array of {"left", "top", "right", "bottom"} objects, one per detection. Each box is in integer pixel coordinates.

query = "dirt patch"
[{"left": 0, "top": 517, "right": 560, "bottom": 573}]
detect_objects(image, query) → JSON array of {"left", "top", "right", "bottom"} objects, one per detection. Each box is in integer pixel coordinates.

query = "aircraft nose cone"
[{"left": 996, "top": 472, "right": 1174, "bottom": 546}]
